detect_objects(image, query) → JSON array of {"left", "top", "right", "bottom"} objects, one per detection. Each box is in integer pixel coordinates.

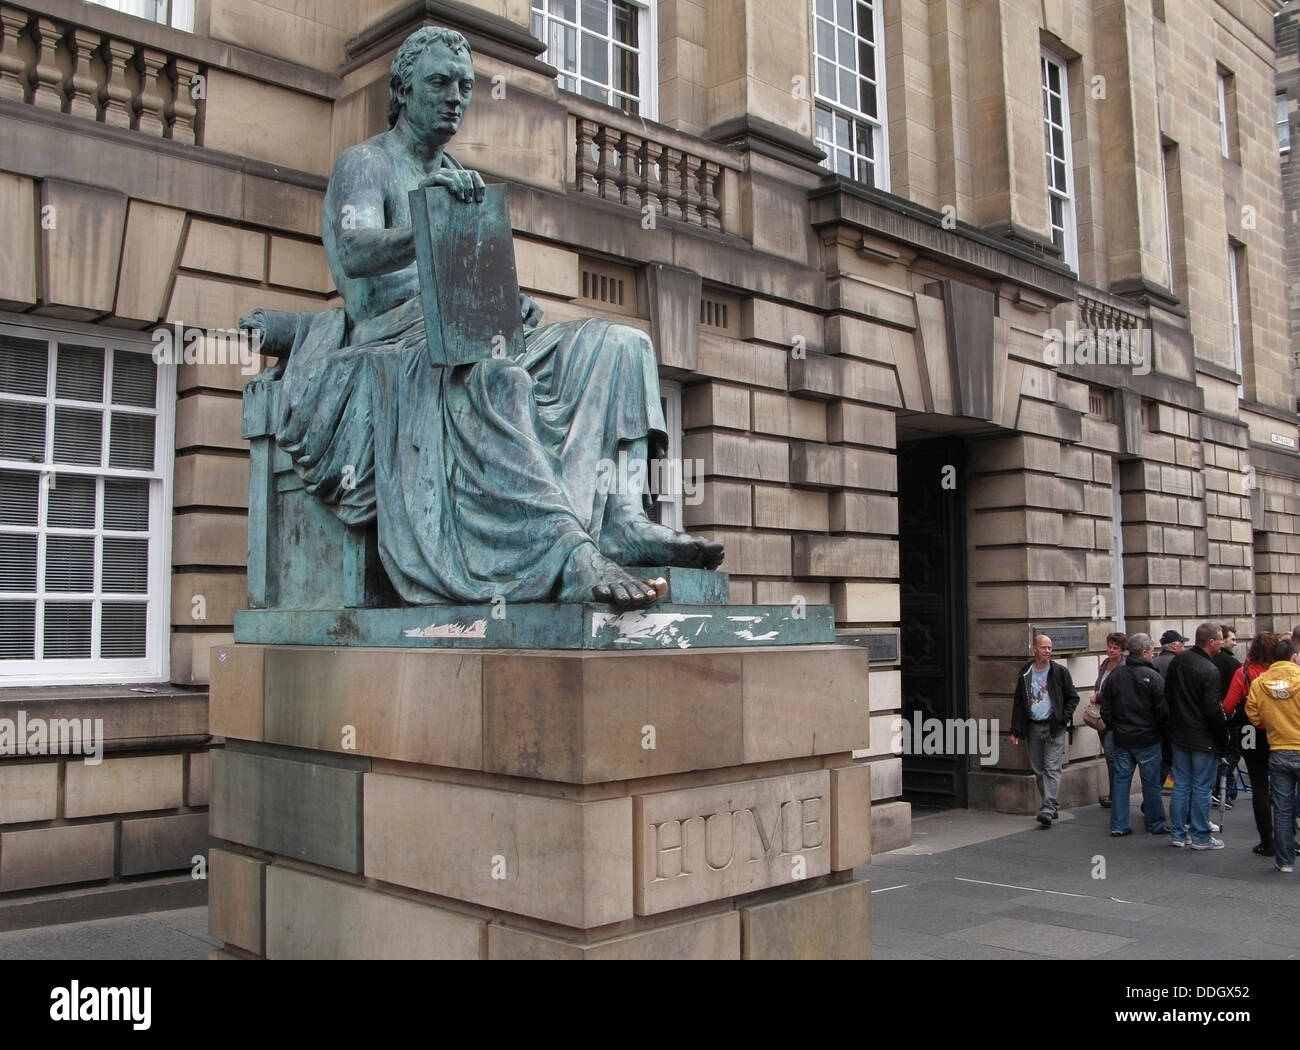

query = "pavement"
[{"left": 0, "top": 790, "right": 1294, "bottom": 960}]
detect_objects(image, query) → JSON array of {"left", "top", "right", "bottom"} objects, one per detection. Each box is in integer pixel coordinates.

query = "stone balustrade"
[
  {"left": 1077, "top": 284, "right": 1146, "bottom": 333},
  {"left": 0, "top": 2, "right": 204, "bottom": 144},
  {"left": 570, "top": 101, "right": 738, "bottom": 235}
]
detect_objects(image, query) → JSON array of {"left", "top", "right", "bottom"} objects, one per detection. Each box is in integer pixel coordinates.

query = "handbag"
[{"left": 1082, "top": 701, "right": 1106, "bottom": 733}]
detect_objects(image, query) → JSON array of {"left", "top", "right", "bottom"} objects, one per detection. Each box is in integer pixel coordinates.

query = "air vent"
[
  {"left": 577, "top": 259, "right": 638, "bottom": 317},
  {"left": 699, "top": 289, "right": 742, "bottom": 335},
  {"left": 1088, "top": 387, "right": 1114, "bottom": 423}
]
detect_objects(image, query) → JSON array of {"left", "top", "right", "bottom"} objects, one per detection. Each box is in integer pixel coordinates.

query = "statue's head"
[{"left": 388, "top": 26, "right": 474, "bottom": 136}]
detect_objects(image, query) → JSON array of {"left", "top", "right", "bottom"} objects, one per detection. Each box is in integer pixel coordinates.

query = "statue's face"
[{"left": 403, "top": 43, "right": 474, "bottom": 141}]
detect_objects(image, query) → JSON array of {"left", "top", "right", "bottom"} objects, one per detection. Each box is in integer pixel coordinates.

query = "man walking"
[
  {"left": 1213, "top": 624, "right": 1242, "bottom": 810},
  {"left": 1164, "top": 623, "right": 1229, "bottom": 849},
  {"left": 1010, "top": 634, "right": 1080, "bottom": 828},
  {"left": 1099, "top": 634, "right": 1169, "bottom": 837},
  {"left": 1246, "top": 637, "right": 1300, "bottom": 873}
]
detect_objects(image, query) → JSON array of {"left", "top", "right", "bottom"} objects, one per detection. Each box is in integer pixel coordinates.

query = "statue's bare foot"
[
  {"left": 561, "top": 545, "right": 664, "bottom": 609},
  {"left": 601, "top": 514, "right": 725, "bottom": 571}
]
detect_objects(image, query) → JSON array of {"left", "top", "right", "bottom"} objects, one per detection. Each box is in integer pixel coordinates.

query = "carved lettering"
[
  {"left": 703, "top": 811, "right": 737, "bottom": 872},
  {"left": 651, "top": 819, "right": 692, "bottom": 880},
  {"left": 800, "top": 796, "right": 825, "bottom": 850}
]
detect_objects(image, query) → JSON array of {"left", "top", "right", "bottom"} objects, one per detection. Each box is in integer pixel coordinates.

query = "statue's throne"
[{"left": 240, "top": 326, "right": 397, "bottom": 612}]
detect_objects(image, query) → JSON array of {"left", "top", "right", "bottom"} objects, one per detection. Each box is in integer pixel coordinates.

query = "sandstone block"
[
  {"left": 488, "top": 911, "right": 740, "bottom": 960},
  {"left": 634, "top": 771, "right": 831, "bottom": 914},
  {"left": 0, "top": 762, "right": 58, "bottom": 824},
  {"left": 208, "top": 847, "right": 266, "bottom": 956},
  {"left": 831, "top": 764, "right": 872, "bottom": 870},
  {"left": 740, "top": 878, "right": 871, "bottom": 959},
  {"left": 265, "top": 865, "right": 486, "bottom": 960},
  {"left": 0, "top": 823, "right": 114, "bottom": 891},
  {"left": 364, "top": 774, "right": 633, "bottom": 928},
  {"left": 65, "top": 754, "right": 184, "bottom": 818},
  {"left": 120, "top": 812, "right": 209, "bottom": 876},
  {"left": 742, "top": 647, "right": 870, "bottom": 762}
]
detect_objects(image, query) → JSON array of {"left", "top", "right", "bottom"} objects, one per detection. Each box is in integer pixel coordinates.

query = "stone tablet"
[{"left": 409, "top": 183, "right": 524, "bottom": 366}]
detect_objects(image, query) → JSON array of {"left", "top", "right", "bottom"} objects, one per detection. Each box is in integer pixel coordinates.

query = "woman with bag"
[{"left": 1223, "top": 631, "right": 1278, "bottom": 857}]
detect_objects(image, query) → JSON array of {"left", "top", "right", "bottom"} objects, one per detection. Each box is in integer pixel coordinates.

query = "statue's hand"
[
  {"left": 519, "top": 293, "right": 543, "bottom": 330},
  {"left": 421, "top": 168, "right": 486, "bottom": 204}
]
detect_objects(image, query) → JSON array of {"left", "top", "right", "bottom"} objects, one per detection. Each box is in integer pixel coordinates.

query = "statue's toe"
[{"left": 697, "top": 540, "right": 725, "bottom": 571}]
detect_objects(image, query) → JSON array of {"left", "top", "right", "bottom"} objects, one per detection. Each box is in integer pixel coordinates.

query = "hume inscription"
[{"left": 633, "top": 771, "right": 831, "bottom": 915}]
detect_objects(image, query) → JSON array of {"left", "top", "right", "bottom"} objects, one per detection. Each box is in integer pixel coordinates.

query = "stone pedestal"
[{"left": 207, "top": 642, "right": 873, "bottom": 960}]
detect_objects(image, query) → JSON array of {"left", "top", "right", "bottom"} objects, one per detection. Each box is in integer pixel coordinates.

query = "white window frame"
[
  {"left": 1041, "top": 50, "right": 1078, "bottom": 272},
  {"left": 1279, "top": 93, "right": 1292, "bottom": 154},
  {"left": 1112, "top": 476, "right": 1126, "bottom": 635},
  {"left": 812, "top": 0, "right": 890, "bottom": 191},
  {"left": 531, "top": 0, "right": 659, "bottom": 121},
  {"left": 1161, "top": 143, "right": 1176, "bottom": 287},
  {"left": 653, "top": 379, "right": 683, "bottom": 533},
  {"left": 0, "top": 314, "right": 175, "bottom": 686},
  {"left": 1228, "top": 245, "right": 1245, "bottom": 399},
  {"left": 1218, "top": 71, "right": 1232, "bottom": 158},
  {"left": 82, "top": 0, "right": 195, "bottom": 32}
]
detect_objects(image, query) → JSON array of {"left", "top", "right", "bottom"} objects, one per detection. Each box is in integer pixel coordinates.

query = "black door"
[{"left": 899, "top": 437, "right": 969, "bottom": 808}]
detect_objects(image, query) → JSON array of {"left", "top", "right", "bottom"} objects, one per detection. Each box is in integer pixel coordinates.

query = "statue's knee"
[{"left": 481, "top": 358, "right": 533, "bottom": 406}]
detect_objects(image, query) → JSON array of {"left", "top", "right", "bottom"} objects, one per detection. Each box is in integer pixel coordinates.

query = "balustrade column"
[
  {"left": 27, "top": 17, "right": 63, "bottom": 109},
  {"left": 617, "top": 131, "right": 642, "bottom": 209},
  {"left": 575, "top": 118, "right": 598, "bottom": 193},
  {"left": 64, "top": 28, "right": 100, "bottom": 120},
  {"left": 701, "top": 161, "right": 722, "bottom": 232},
  {"left": 593, "top": 124, "right": 620, "bottom": 199},
  {"left": 680, "top": 153, "right": 703, "bottom": 226},
  {"left": 638, "top": 139, "right": 663, "bottom": 220},
  {"left": 98, "top": 38, "right": 133, "bottom": 127},
  {"left": 132, "top": 46, "right": 167, "bottom": 135},
  {"left": 0, "top": 6, "right": 29, "bottom": 102},
  {"left": 167, "top": 56, "right": 199, "bottom": 143},
  {"left": 660, "top": 147, "right": 684, "bottom": 221}
]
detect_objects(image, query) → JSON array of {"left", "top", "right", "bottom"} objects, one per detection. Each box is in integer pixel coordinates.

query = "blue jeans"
[
  {"left": 1269, "top": 750, "right": 1300, "bottom": 867},
  {"left": 1111, "top": 741, "right": 1167, "bottom": 834},
  {"left": 1170, "top": 746, "right": 1219, "bottom": 845},
  {"left": 1102, "top": 730, "right": 1116, "bottom": 798}
]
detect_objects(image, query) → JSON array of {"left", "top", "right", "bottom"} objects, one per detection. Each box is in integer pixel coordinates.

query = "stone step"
[{"left": 234, "top": 601, "right": 835, "bottom": 651}]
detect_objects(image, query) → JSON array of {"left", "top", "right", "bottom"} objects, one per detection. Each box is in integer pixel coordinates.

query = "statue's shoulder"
[{"left": 330, "top": 133, "right": 398, "bottom": 185}]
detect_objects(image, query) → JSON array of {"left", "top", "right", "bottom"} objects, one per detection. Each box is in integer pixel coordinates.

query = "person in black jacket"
[
  {"left": 1164, "top": 623, "right": 1230, "bottom": 849},
  {"left": 1010, "top": 634, "right": 1080, "bottom": 828},
  {"left": 1099, "top": 633, "right": 1170, "bottom": 837}
]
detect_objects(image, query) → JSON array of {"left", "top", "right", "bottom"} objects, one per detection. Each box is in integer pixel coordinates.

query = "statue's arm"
[{"left": 329, "top": 146, "right": 416, "bottom": 280}]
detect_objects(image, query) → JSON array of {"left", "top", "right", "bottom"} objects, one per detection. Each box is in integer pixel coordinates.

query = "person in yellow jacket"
[{"left": 1246, "top": 637, "right": 1300, "bottom": 873}]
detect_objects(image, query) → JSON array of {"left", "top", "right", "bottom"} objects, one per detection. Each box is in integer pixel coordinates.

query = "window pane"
[
  {"left": 860, "top": 81, "right": 877, "bottom": 119},
  {"left": 838, "top": 29, "right": 854, "bottom": 67},
  {"left": 1050, "top": 95, "right": 1062, "bottom": 127},
  {"left": 552, "top": 24, "right": 578, "bottom": 74},
  {"left": 818, "top": 59, "right": 837, "bottom": 100},
  {"left": 581, "top": 30, "right": 608, "bottom": 83},
  {"left": 837, "top": 0, "right": 852, "bottom": 28},
  {"left": 0, "top": 600, "right": 35, "bottom": 659},
  {"left": 581, "top": 0, "right": 605, "bottom": 31},
  {"left": 858, "top": 40, "right": 876, "bottom": 83},
  {"left": 816, "top": 0, "right": 834, "bottom": 19},
  {"left": 111, "top": 352, "right": 157, "bottom": 408},
  {"left": 42, "top": 601, "right": 92, "bottom": 659},
  {"left": 857, "top": 0, "right": 875, "bottom": 42},
  {"left": 614, "top": 44, "right": 638, "bottom": 99},
  {"left": 53, "top": 406, "right": 103, "bottom": 466},
  {"left": 556, "top": 0, "right": 576, "bottom": 21},
  {"left": 816, "top": 19, "right": 835, "bottom": 59},
  {"left": 0, "top": 335, "right": 48, "bottom": 396},
  {"left": 0, "top": 533, "right": 37, "bottom": 590},
  {"left": 0, "top": 400, "right": 45, "bottom": 461},
  {"left": 839, "top": 68, "right": 856, "bottom": 107},
  {"left": 48, "top": 474, "right": 97, "bottom": 529},
  {"left": 104, "top": 479, "right": 150, "bottom": 531},
  {"left": 103, "top": 536, "right": 149, "bottom": 594},
  {"left": 101, "top": 602, "right": 147, "bottom": 658},
  {"left": 0, "top": 470, "right": 39, "bottom": 526},
  {"left": 45, "top": 535, "right": 95, "bottom": 592},
  {"left": 108, "top": 413, "right": 155, "bottom": 471},
  {"left": 55, "top": 344, "right": 105, "bottom": 403},
  {"left": 613, "top": 0, "right": 637, "bottom": 46}
]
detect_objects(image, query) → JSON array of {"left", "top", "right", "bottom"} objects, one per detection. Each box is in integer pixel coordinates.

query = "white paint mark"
[
  {"left": 953, "top": 877, "right": 1138, "bottom": 905},
  {"left": 405, "top": 619, "right": 489, "bottom": 640},
  {"left": 591, "top": 611, "right": 710, "bottom": 648},
  {"left": 872, "top": 884, "right": 909, "bottom": 894}
]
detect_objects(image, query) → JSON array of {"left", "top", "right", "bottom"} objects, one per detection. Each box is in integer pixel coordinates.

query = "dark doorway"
[{"left": 899, "top": 436, "right": 969, "bottom": 808}]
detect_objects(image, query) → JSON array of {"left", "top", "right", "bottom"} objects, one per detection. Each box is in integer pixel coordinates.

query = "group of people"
[{"left": 1010, "top": 624, "right": 1300, "bottom": 872}]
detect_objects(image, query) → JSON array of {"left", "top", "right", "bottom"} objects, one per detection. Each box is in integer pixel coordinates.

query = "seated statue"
[{"left": 268, "top": 25, "right": 723, "bottom": 610}]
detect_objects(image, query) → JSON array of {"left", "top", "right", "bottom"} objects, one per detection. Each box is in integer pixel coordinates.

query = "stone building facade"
[
  {"left": 1280, "top": 2, "right": 1299, "bottom": 406},
  {"left": 0, "top": 0, "right": 1296, "bottom": 911}
]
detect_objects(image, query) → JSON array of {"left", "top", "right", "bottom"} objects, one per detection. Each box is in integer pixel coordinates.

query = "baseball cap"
[{"left": 1159, "top": 629, "right": 1189, "bottom": 646}]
